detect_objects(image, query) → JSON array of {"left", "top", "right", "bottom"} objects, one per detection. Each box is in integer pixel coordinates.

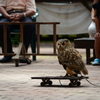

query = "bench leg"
[
  {"left": 86, "top": 48, "right": 90, "bottom": 64},
  {"left": 93, "top": 49, "right": 95, "bottom": 58}
]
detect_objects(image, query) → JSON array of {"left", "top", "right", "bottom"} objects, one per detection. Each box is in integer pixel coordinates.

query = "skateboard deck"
[{"left": 31, "top": 76, "right": 89, "bottom": 87}]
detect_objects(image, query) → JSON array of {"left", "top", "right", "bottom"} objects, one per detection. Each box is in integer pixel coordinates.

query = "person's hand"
[
  {"left": 5, "top": 13, "right": 24, "bottom": 22},
  {"left": 94, "top": 32, "right": 100, "bottom": 39},
  {"left": 92, "top": 17, "right": 95, "bottom": 22},
  {"left": 5, "top": 14, "right": 15, "bottom": 21},
  {"left": 13, "top": 13, "right": 24, "bottom": 21}
]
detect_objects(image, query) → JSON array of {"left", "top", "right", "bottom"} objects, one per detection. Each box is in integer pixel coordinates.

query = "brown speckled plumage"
[{"left": 56, "top": 39, "right": 88, "bottom": 76}]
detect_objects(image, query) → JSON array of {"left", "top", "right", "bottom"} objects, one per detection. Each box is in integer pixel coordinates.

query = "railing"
[{"left": 0, "top": 22, "right": 60, "bottom": 58}]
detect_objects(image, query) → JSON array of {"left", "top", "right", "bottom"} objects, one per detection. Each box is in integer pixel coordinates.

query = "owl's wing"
[
  {"left": 64, "top": 48, "right": 82, "bottom": 60},
  {"left": 58, "top": 48, "right": 82, "bottom": 65},
  {"left": 63, "top": 48, "right": 85, "bottom": 71}
]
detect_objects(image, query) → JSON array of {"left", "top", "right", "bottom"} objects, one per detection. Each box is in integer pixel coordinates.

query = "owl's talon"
[
  {"left": 73, "top": 74, "right": 78, "bottom": 77},
  {"left": 64, "top": 73, "right": 69, "bottom": 77}
]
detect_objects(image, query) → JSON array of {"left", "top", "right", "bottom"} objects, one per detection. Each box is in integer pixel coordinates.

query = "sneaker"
[{"left": 92, "top": 58, "right": 100, "bottom": 65}]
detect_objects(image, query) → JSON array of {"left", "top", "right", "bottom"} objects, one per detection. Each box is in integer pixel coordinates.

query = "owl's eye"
[
  {"left": 58, "top": 43, "right": 60, "bottom": 45},
  {"left": 62, "top": 42, "right": 65, "bottom": 45}
]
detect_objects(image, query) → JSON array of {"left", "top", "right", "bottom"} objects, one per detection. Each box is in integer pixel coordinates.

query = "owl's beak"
[{"left": 58, "top": 45, "right": 62, "bottom": 49}]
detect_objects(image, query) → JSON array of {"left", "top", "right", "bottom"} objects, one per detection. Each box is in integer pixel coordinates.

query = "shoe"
[
  {"left": 92, "top": 58, "right": 100, "bottom": 65},
  {"left": 0, "top": 56, "right": 12, "bottom": 63}
]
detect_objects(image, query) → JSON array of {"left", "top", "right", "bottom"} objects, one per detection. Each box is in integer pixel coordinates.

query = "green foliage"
[
  {"left": 11, "top": 34, "right": 20, "bottom": 46},
  {"left": 10, "top": 33, "right": 89, "bottom": 46},
  {"left": 40, "top": 33, "right": 89, "bottom": 42}
]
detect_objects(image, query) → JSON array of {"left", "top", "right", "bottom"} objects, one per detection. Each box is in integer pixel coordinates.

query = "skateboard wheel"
[
  {"left": 15, "top": 60, "right": 19, "bottom": 67},
  {"left": 40, "top": 82, "right": 45, "bottom": 86},
  {"left": 69, "top": 83, "right": 74, "bottom": 87},
  {"left": 77, "top": 82, "right": 81, "bottom": 86},
  {"left": 26, "top": 59, "right": 31, "bottom": 64},
  {"left": 49, "top": 81, "right": 52, "bottom": 86}
]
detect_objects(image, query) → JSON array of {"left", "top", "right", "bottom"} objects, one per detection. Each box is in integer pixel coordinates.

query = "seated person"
[
  {"left": 91, "top": 0, "right": 100, "bottom": 65},
  {"left": 88, "top": 0, "right": 98, "bottom": 38},
  {"left": 0, "top": 0, "right": 36, "bottom": 63}
]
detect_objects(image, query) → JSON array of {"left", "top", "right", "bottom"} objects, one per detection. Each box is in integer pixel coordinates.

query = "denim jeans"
[{"left": 0, "top": 12, "right": 35, "bottom": 53}]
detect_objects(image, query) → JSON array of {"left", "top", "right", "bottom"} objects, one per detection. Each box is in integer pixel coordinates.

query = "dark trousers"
[{"left": 0, "top": 16, "right": 35, "bottom": 53}]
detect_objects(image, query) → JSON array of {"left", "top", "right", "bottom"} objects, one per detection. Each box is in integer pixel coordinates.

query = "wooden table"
[{"left": 74, "top": 37, "right": 95, "bottom": 64}]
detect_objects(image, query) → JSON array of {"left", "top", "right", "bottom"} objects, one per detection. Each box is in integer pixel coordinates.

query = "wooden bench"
[{"left": 74, "top": 37, "right": 95, "bottom": 64}]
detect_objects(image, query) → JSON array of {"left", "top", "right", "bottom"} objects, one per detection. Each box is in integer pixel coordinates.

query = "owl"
[{"left": 56, "top": 39, "right": 88, "bottom": 77}]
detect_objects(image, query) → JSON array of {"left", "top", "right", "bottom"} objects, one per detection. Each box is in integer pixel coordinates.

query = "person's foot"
[
  {"left": 0, "top": 56, "right": 12, "bottom": 63},
  {"left": 92, "top": 58, "right": 100, "bottom": 65}
]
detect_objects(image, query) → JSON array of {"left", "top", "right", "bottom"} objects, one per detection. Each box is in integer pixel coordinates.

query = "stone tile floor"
[{"left": 0, "top": 43, "right": 100, "bottom": 100}]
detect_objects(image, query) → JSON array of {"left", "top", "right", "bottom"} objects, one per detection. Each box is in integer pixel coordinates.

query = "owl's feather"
[{"left": 56, "top": 39, "right": 88, "bottom": 76}]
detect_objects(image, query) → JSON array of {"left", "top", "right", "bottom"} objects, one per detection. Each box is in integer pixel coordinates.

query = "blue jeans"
[{"left": 0, "top": 14, "right": 35, "bottom": 53}]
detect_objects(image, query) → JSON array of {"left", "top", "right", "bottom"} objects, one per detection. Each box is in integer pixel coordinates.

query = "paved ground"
[{"left": 0, "top": 43, "right": 100, "bottom": 100}]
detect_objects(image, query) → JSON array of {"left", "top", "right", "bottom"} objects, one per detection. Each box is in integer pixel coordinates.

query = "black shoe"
[{"left": 0, "top": 56, "right": 12, "bottom": 63}]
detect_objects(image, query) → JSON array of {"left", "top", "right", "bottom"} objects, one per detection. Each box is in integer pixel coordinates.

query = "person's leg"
[
  {"left": 0, "top": 18, "right": 14, "bottom": 62},
  {"left": 88, "top": 21, "right": 100, "bottom": 65},
  {"left": 21, "top": 17, "right": 35, "bottom": 52},
  {"left": 19, "top": 17, "right": 35, "bottom": 63},
  {"left": 94, "top": 39, "right": 100, "bottom": 58},
  {"left": 88, "top": 21, "right": 96, "bottom": 38},
  {"left": 92, "top": 39, "right": 100, "bottom": 65}
]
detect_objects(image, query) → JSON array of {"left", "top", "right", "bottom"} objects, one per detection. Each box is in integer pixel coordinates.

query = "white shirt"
[{"left": 0, "top": 0, "right": 36, "bottom": 12}]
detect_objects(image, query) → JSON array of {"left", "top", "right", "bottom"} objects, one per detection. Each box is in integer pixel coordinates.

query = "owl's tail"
[{"left": 82, "top": 67, "right": 88, "bottom": 75}]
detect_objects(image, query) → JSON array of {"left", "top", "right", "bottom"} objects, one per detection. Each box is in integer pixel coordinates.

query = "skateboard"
[{"left": 31, "top": 76, "right": 89, "bottom": 87}]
